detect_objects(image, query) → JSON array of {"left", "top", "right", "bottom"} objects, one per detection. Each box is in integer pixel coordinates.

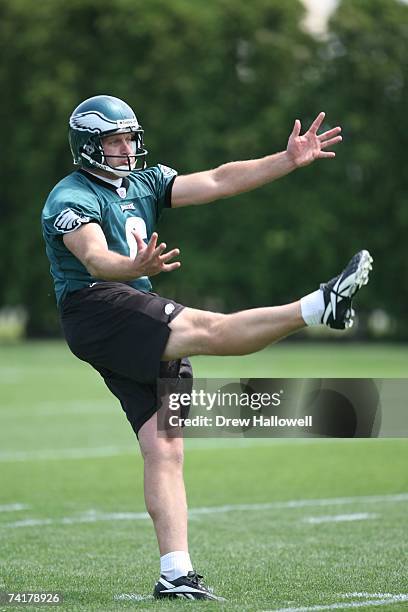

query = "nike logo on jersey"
[
  {"left": 120, "top": 203, "right": 136, "bottom": 212},
  {"left": 54, "top": 208, "right": 90, "bottom": 233}
]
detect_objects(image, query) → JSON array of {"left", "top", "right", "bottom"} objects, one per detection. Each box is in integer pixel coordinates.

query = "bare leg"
[
  {"left": 140, "top": 301, "right": 303, "bottom": 556},
  {"left": 163, "top": 300, "right": 305, "bottom": 361},
  {"left": 137, "top": 302, "right": 303, "bottom": 559},
  {"left": 138, "top": 411, "right": 188, "bottom": 555}
]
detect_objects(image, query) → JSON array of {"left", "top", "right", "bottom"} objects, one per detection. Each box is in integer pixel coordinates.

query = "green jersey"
[{"left": 41, "top": 164, "right": 177, "bottom": 305}]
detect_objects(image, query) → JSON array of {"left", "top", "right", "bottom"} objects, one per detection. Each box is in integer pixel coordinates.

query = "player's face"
[{"left": 102, "top": 133, "right": 136, "bottom": 170}]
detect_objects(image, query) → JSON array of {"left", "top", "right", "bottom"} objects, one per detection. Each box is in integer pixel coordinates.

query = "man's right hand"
[
  {"left": 63, "top": 223, "right": 181, "bottom": 282},
  {"left": 132, "top": 231, "right": 181, "bottom": 277}
]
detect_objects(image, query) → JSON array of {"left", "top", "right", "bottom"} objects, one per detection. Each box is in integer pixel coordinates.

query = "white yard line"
[
  {"left": 1, "top": 493, "right": 407, "bottom": 529},
  {"left": 0, "top": 503, "right": 28, "bottom": 512},
  {"left": 0, "top": 439, "right": 318, "bottom": 462},
  {"left": 344, "top": 593, "right": 397, "bottom": 598},
  {"left": 186, "top": 493, "right": 408, "bottom": 514},
  {"left": 113, "top": 594, "right": 153, "bottom": 601},
  {"left": 0, "top": 438, "right": 371, "bottom": 463},
  {"left": 111, "top": 592, "right": 408, "bottom": 609},
  {"left": 0, "top": 400, "right": 115, "bottom": 418},
  {"left": 303, "top": 513, "right": 378, "bottom": 524},
  {"left": 0, "top": 446, "right": 137, "bottom": 462},
  {"left": 270, "top": 593, "right": 408, "bottom": 611},
  {"left": 5, "top": 510, "right": 150, "bottom": 528}
]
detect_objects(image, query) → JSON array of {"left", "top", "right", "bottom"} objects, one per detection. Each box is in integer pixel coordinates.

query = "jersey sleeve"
[
  {"left": 42, "top": 187, "right": 102, "bottom": 237},
  {"left": 139, "top": 164, "right": 178, "bottom": 221}
]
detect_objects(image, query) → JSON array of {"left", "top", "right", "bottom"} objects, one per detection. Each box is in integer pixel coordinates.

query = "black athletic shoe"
[
  {"left": 153, "top": 571, "right": 225, "bottom": 601},
  {"left": 320, "top": 249, "right": 373, "bottom": 330}
]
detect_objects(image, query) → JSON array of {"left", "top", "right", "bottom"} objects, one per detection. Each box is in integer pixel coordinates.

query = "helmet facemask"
[{"left": 80, "top": 128, "right": 147, "bottom": 178}]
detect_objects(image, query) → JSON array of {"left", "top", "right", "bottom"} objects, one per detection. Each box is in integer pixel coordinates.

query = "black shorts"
[{"left": 60, "top": 282, "right": 192, "bottom": 435}]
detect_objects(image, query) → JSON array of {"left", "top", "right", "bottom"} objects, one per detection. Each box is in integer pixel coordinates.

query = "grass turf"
[{"left": 0, "top": 340, "right": 407, "bottom": 611}]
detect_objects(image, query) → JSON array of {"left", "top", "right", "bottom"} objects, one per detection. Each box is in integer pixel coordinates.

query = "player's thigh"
[{"left": 162, "top": 306, "right": 225, "bottom": 360}]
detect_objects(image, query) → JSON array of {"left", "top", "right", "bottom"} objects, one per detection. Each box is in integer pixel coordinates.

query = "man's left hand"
[{"left": 286, "top": 112, "right": 342, "bottom": 168}]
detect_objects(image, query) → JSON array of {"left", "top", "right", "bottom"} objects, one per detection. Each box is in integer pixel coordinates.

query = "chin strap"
[{"left": 80, "top": 151, "right": 135, "bottom": 177}]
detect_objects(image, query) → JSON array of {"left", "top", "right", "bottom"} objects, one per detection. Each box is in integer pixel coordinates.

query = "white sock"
[
  {"left": 160, "top": 550, "right": 193, "bottom": 581},
  {"left": 300, "top": 289, "right": 325, "bottom": 326}
]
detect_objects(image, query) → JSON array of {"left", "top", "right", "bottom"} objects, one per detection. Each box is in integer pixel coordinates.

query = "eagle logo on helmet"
[{"left": 69, "top": 111, "right": 120, "bottom": 134}]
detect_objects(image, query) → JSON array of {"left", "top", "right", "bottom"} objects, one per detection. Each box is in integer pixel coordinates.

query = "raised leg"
[{"left": 163, "top": 300, "right": 305, "bottom": 361}]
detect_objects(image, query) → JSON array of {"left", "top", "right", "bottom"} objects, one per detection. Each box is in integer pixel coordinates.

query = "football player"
[{"left": 41, "top": 95, "right": 372, "bottom": 600}]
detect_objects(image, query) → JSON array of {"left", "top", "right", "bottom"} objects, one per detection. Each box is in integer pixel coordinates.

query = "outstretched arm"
[{"left": 171, "top": 112, "right": 342, "bottom": 208}]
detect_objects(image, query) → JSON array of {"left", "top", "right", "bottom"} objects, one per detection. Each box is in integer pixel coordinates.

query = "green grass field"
[{"left": 0, "top": 341, "right": 407, "bottom": 611}]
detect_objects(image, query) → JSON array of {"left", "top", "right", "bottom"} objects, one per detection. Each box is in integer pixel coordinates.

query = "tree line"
[{"left": 0, "top": 0, "right": 406, "bottom": 338}]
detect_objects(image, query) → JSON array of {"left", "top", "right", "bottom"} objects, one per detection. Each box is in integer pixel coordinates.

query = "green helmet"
[{"left": 68, "top": 95, "right": 148, "bottom": 177}]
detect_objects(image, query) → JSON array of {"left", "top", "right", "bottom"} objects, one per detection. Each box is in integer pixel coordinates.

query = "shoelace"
[
  {"left": 186, "top": 572, "right": 216, "bottom": 596},
  {"left": 187, "top": 571, "right": 204, "bottom": 585}
]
